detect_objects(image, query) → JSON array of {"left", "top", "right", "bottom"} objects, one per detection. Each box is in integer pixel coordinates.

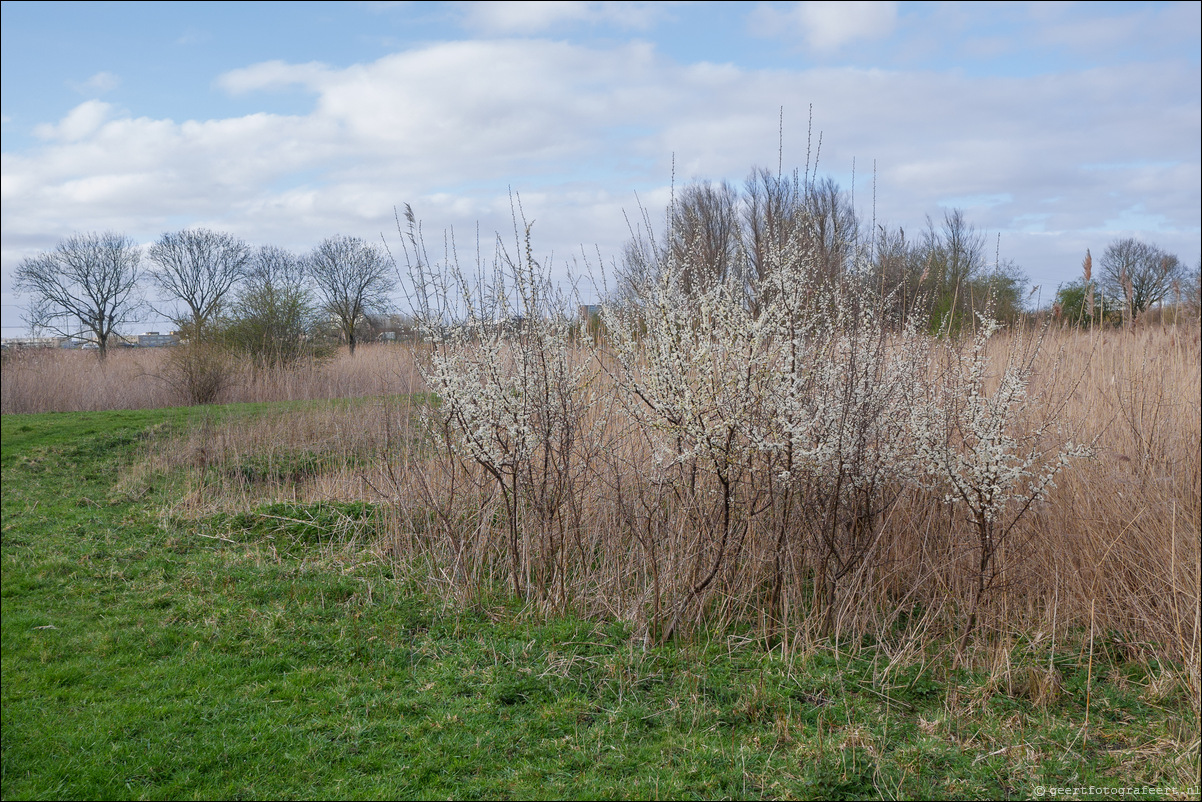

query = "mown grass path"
[{"left": 2, "top": 406, "right": 1196, "bottom": 800}]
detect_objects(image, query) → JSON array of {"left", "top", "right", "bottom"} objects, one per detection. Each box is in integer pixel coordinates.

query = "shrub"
[
  {"left": 912, "top": 315, "right": 1091, "bottom": 664},
  {"left": 160, "top": 341, "right": 238, "bottom": 405},
  {"left": 387, "top": 176, "right": 1093, "bottom": 648},
  {"left": 398, "top": 203, "right": 605, "bottom": 606}
]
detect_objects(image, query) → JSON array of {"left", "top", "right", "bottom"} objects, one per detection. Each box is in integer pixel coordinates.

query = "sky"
[{"left": 2, "top": 0, "right": 1199, "bottom": 335}]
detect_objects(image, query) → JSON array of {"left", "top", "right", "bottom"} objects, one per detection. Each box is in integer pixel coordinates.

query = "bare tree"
[
  {"left": 617, "top": 167, "right": 869, "bottom": 319},
  {"left": 246, "top": 243, "right": 308, "bottom": 291},
  {"left": 742, "top": 167, "right": 806, "bottom": 313},
  {"left": 804, "top": 175, "right": 858, "bottom": 282},
  {"left": 926, "top": 209, "right": 986, "bottom": 290},
  {"left": 148, "top": 228, "right": 250, "bottom": 340},
  {"left": 908, "top": 209, "right": 990, "bottom": 329},
  {"left": 1099, "top": 237, "right": 1183, "bottom": 319},
  {"left": 1185, "top": 260, "right": 1201, "bottom": 320},
  {"left": 608, "top": 235, "right": 661, "bottom": 306},
  {"left": 14, "top": 232, "right": 143, "bottom": 360},
  {"left": 667, "top": 180, "right": 742, "bottom": 298},
  {"left": 871, "top": 224, "right": 927, "bottom": 320},
  {"left": 307, "top": 235, "right": 396, "bottom": 355}
]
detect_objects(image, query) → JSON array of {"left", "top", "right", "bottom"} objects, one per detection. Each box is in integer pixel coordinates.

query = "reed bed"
[{"left": 0, "top": 341, "right": 422, "bottom": 413}]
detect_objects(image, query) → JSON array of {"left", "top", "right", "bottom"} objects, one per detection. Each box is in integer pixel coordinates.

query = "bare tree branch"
[
  {"left": 148, "top": 228, "right": 250, "bottom": 339},
  {"left": 13, "top": 232, "right": 143, "bottom": 360},
  {"left": 307, "top": 235, "right": 395, "bottom": 356}
]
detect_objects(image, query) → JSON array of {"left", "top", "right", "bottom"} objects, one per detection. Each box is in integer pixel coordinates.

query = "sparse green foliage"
[
  {"left": 219, "top": 245, "right": 332, "bottom": 367},
  {"left": 872, "top": 211, "right": 1027, "bottom": 332},
  {"left": 1055, "top": 279, "right": 1112, "bottom": 326}
]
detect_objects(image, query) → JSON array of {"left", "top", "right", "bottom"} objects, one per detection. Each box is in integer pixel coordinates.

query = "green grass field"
[{"left": 2, "top": 404, "right": 1198, "bottom": 800}]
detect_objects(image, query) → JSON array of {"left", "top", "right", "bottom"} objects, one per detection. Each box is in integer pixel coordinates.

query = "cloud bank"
[{"left": 2, "top": 22, "right": 1199, "bottom": 329}]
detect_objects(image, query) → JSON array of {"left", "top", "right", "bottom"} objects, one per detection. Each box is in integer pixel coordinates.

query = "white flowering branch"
[
  {"left": 397, "top": 202, "right": 598, "bottom": 604},
  {"left": 913, "top": 314, "right": 1092, "bottom": 665}
]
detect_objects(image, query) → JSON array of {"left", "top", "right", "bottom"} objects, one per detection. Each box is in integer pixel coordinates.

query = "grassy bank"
[{"left": 2, "top": 404, "right": 1198, "bottom": 800}]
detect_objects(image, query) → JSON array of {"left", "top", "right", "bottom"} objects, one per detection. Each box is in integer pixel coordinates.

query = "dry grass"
[
  {"left": 0, "top": 342, "right": 422, "bottom": 413},
  {"left": 1035, "top": 325, "right": 1201, "bottom": 705}
]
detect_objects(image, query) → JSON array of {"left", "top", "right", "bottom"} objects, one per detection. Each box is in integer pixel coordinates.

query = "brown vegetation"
[{"left": 0, "top": 342, "right": 421, "bottom": 413}]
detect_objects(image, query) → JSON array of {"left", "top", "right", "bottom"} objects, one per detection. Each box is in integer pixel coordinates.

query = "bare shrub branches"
[{"left": 398, "top": 202, "right": 605, "bottom": 606}]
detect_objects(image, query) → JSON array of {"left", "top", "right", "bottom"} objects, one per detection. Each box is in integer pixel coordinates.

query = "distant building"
[
  {"left": 0, "top": 336, "right": 67, "bottom": 350},
  {"left": 136, "top": 332, "right": 180, "bottom": 348},
  {"left": 578, "top": 304, "right": 602, "bottom": 321}
]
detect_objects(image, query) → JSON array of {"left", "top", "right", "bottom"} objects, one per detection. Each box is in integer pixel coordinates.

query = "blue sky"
[{"left": 2, "top": 1, "right": 1199, "bottom": 334}]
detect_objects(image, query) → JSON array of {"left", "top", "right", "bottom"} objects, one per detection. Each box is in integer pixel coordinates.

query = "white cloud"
[
  {"left": 1030, "top": 1, "right": 1202, "bottom": 57},
  {"left": 800, "top": 1, "right": 897, "bottom": 51},
  {"left": 3, "top": 36, "right": 1198, "bottom": 327},
  {"left": 73, "top": 71, "right": 121, "bottom": 95},
  {"left": 217, "top": 61, "right": 332, "bottom": 94},
  {"left": 462, "top": 1, "right": 594, "bottom": 32},
  {"left": 459, "top": 1, "right": 670, "bottom": 34},
  {"left": 751, "top": 1, "right": 898, "bottom": 53},
  {"left": 31, "top": 100, "right": 113, "bottom": 142}
]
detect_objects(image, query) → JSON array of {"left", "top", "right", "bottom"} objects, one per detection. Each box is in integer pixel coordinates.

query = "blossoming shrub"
[
  {"left": 398, "top": 206, "right": 610, "bottom": 608},
  {"left": 599, "top": 211, "right": 926, "bottom": 640},
  {"left": 397, "top": 198, "right": 1093, "bottom": 649},
  {"left": 913, "top": 316, "right": 1092, "bottom": 662}
]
